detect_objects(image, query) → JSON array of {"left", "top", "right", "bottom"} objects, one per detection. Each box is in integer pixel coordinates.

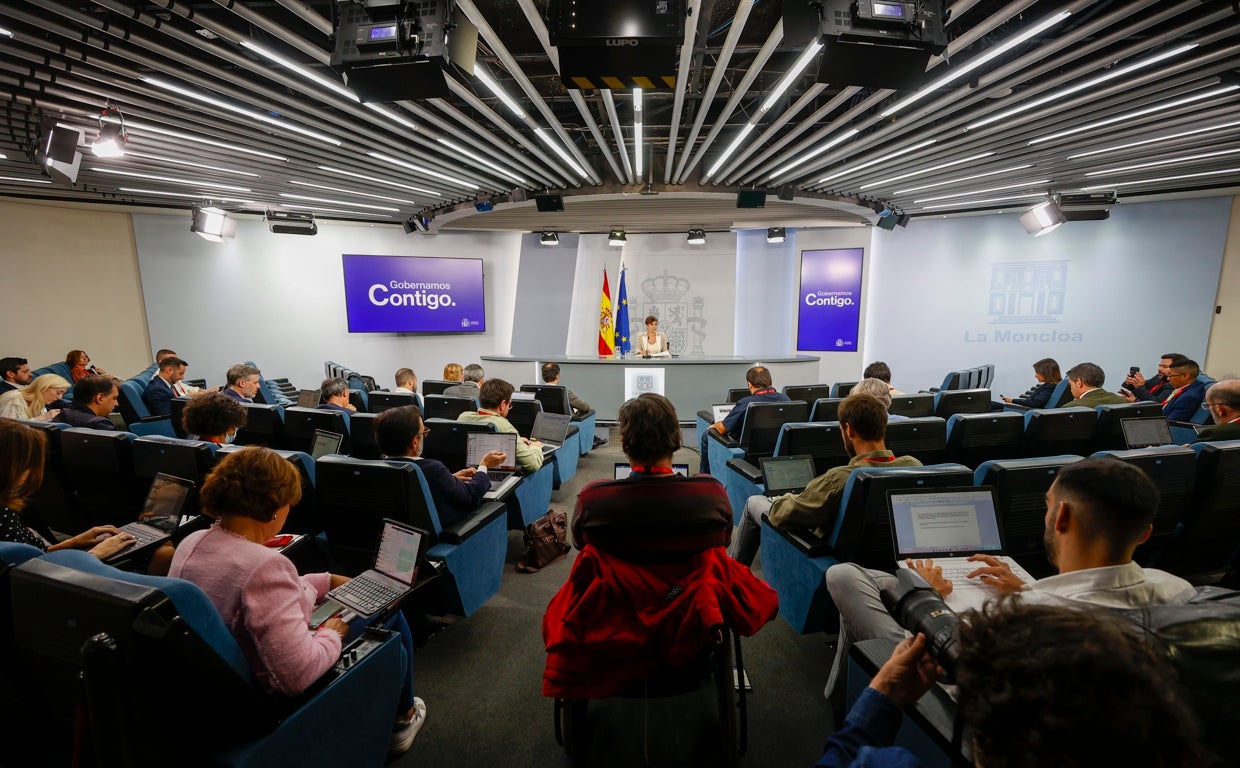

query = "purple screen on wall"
[
  {"left": 797, "top": 248, "right": 864, "bottom": 351},
  {"left": 342, "top": 254, "right": 486, "bottom": 333}
]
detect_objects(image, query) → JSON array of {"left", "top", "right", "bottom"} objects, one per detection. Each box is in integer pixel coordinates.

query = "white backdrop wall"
[
  {"left": 132, "top": 214, "right": 522, "bottom": 390},
  {"left": 864, "top": 198, "right": 1231, "bottom": 397}
]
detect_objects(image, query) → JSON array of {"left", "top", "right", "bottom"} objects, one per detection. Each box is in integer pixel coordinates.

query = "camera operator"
[
  {"left": 817, "top": 601, "right": 1212, "bottom": 767},
  {"left": 823, "top": 457, "right": 1195, "bottom": 707}
]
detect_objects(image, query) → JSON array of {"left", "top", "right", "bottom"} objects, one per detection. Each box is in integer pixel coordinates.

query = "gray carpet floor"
[{"left": 393, "top": 442, "right": 835, "bottom": 767}]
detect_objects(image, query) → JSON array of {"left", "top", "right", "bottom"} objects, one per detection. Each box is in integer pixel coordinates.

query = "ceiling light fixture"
[
  {"left": 706, "top": 123, "right": 756, "bottom": 181},
  {"left": 1081, "top": 166, "right": 1240, "bottom": 191},
  {"left": 1018, "top": 200, "right": 1066, "bottom": 236},
  {"left": 894, "top": 164, "right": 1034, "bottom": 195},
  {"left": 634, "top": 88, "right": 643, "bottom": 177},
  {"left": 771, "top": 129, "right": 859, "bottom": 179},
  {"left": 239, "top": 40, "right": 359, "bottom": 102},
  {"left": 365, "top": 103, "right": 419, "bottom": 132},
  {"left": 91, "top": 167, "right": 252, "bottom": 192},
  {"left": 968, "top": 44, "right": 1199, "bottom": 131},
  {"left": 608, "top": 228, "right": 626, "bottom": 246},
  {"left": 860, "top": 152, "right": 996, "bottom": 190},
  {"left": 91, "top": 104, "right": 128, "bottom": 158},
  {"left": 143, "top": 76, "right": 342, "bottom": 147},
  {"left": 190, "top": 205, "right": 237, "bottom": 242},
  {"left": 97, "top": 116, "right": 288, "bottom": 161},
  {"left": 766, "top": 227, "right": 786, "bottom": 244},
  {"left": 118, "top": 187, "right": 252, "bottom": 204},
  {"left": 434, "top": 138, "right": 526, "bottom": 185},
  {"left": 762, "top": 38, "right": 826, "bottom": 112},
  {"left": 915, "top": 179, "right": 1051, "bottom": 204},
  {"left": 288, "top": 179, "right": 418, "bottom": 205},
  {"left": 686, "top": 228, "right": 706, "bottom": 245},
  {"left": 533, "top": 127, "right": 589, "bottom": 179},
  {"left": 816, "top": 139, "right": 938, "bottom": 184},
  {"left": 368, "top": 150, "right": 479, "bottom": 189},
  {"left": 474, "top": 67, "right": 527, "bottom": 119},
  {"left": 881, "top": 11, "right": 1073, "bottom": 118},
  {"left": 1029, "top": 86, "right": 1240, "bottom": 145},
  {"left": 0, "top": 175, "right": 53, "bottom": 184},
  {"left": 265, "top": 208, "right": 318, "bottom": 236},
  {"left": 278, "top": 193, "right": 401, "bottom": 212},
  {"left": 919, "top": 193, "right": 1047, "bottom": 210},
  {"left": 1084, "top": 147, "right": 1240, "bottom": 176},
  {"left": 1067, "top": 119, "right": 1240, "bottom": 159},
  {"left": 318, "top": 165, "right": 440, "bottom": 196},
  {"left": 122, "top": 151, "right": 260, "bottom": 177},
  {"left": 0, "top": 26, "right": 13, "bottom": 37},
  {"left": 540, "top": 231, "right": 559, "bottom": 246}
]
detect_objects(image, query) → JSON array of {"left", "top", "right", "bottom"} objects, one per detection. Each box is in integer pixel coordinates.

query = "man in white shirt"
[
  {"left": 394, "top": 367, "right": 417, "bottom": 394},
  {"left": 822, "top": 456, "right": 1195, "bottom": 703}
]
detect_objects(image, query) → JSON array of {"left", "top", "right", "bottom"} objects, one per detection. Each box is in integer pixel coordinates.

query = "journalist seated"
[{"left": 169, "top": 446, "right": 426, "bottom": 754}]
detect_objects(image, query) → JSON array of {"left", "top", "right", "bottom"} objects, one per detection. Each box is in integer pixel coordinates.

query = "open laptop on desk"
[
  {"left": 613, "top": 463, "right": 690, "bottom": 479},
  {"left": 1121, "top": 417, "right": 1174, "bottom": 449},
  {"left": 759, "top": 455, "right": 817, "bottom": 500},
  {"left": 313, "top": 519, "right": 426, "bottom": 626},
  {"left": 310, "top": 428, "right": 344, "bottom": 460},
  {"left": 296, "top": 389, "right": 321, "bottom": 408},
  {"left": 711, "top": 403, "right": 735, "bottom": 423},
  {"left": 530, "top": 411, "right": 571, "bottom": 457},
  {"left": 888, "top": 486, "right": 1034, "bottom": 612},
  {"left": 466, "top": 432, "right": 522, "bottom": 499},
  {"left": 104, "top": 473, "right": 195, "bottom": 563}
]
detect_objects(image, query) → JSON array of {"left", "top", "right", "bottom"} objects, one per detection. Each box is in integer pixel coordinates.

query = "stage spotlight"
[
  {"left": 1019, "top": 200, "right": 1066, "bottom": 236},
  {"left": 190, "top": 205, "right": 236, "bottom": 242},
  {"left": 766, "top": 227, "right": 786, "bottom": 243},
  {"left": 686, "top": 228, "right": 706, "bottom": 245},
  {"left": 608, "top": 228, "right": 626, "bottom": 246},
  {"left": 403, "top": 210, "right": 433, "bottom": 234},
  {"left": 895, "top": 213, "right": 911, "bottom": 228},
  {"left": 540, "top": 231, "right": 560, "bottom": 246},
  {"left": 91, "top": 122, "right": 127, "bottom": 158}
]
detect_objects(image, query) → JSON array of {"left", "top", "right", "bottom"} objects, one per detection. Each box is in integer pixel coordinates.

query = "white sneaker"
[{"left": 389, "top": 697, "right": 427, "bottom": 755}]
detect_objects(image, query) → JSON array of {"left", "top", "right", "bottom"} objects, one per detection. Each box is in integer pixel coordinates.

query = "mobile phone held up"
[
  {"left": 1130, "top": 367, "right": 1140, "bottom": 375},
  {"left": 264, "top": 534, "right": 295, "bottom": 548}
]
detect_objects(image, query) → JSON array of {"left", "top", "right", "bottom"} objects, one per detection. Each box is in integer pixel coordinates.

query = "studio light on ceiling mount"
[
  {"left": 266, "top": 208, "right": 317, "bottom": 236},
  {"left": 91, "top": 103, "right": 128, "bottom": 158},
  {"left": 766, "top": 227, "right": 786, "bottom": 244},
  {"left": 608, "top": 228, "right": 626, "bottom": 247},
  {"left": 1018, "top": 200, "right": 1067, "bottom": 237},
  {"left": 686, "top": 228, "right": 706, "bottom": 245},
  {"left": 190, "top": 205, "right": 236, "bottom": 242},
  {"left": 540, "top": 231, "right": 559, "bottom": 246}
]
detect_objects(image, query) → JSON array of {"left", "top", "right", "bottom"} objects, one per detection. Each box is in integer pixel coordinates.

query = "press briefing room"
[{"left": 1, "top": 0, "right": 1239, "bottom": 766}]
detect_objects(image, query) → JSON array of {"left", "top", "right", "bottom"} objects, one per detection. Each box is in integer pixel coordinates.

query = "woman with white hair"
[
  {"left": 852, "top": 378, "right": 908, "bottom": 421},
  {"left": 0, "top": 373, "right": 71, "bottom": 421}
]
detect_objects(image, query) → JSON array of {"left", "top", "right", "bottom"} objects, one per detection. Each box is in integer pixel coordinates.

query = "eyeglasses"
[
  {"left": 1202, "top": 402, "right": 1216, "bottom": 411},
  {"left": 418, "top": 428, "right": 432, "bottom": 437}
]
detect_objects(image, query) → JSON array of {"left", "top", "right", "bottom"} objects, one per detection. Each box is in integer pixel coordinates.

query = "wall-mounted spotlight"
[
  {"left": 403, "top": 210, "right": 434, "bottom": 234},
  {"left": 1019, "top": 200, "right": 1067, "bottom": 236},
  {"left": 608, "top": 228, "right": 626, "bottom": 246},
  {"left": 190, "top": 205, "right": 236, "bottom": 242},
  {"left": 540, "top": 231, "right": 559, "bottom": 246},
  {"left": 766, "top": 227, "right": 786, "bottom": 243},
  {"left": 686, "top": 228, "right": 706, "bottom": 245},
  {"left": 91, "top": 104, "right": 128, "bottom": 157}
]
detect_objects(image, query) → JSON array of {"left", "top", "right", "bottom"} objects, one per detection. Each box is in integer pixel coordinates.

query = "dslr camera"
[{"left": 881, "top": 568, "right": 962, "bottom": 681}]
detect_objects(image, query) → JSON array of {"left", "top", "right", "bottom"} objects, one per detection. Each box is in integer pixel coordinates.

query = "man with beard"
[{"left": 821, "top": 456, "right": 1195, "bottom": 706}]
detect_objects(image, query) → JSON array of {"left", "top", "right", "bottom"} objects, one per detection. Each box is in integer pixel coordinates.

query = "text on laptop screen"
[
  {"left": 531, "top": 412, "right": 571, "bottom": 443},
  {"left": 311, "top": 429, "right": 344, "bottom": 459},
  {"left": 890, "top": 489, "right": 1004, "bottom": 557},
  {"left": 1121, "top": 417, "right": 1173, "bottom": 448},
  {"left": 761, "top": 457, "right": 817, "bottom": 493},
  {"left": 375, "top": 522, "right": 423, "bottom": 586},
  {"left": 466, "top": 432, "right": 518, "bottom": 469},
  {"left": 711, "top": 404, "right": 734, "bottom": 422},
  {"left": 137, "top": 473, "right": 193, "bottom": 531}
]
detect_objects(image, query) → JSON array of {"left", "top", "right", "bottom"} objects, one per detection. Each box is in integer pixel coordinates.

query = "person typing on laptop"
[
  {"left": 730, "top": 394, "right": 922, "bottom": 566},
  {"left": 456, "top": 378, "right": 545, "bottom": 472},
  {"left": 169, "top": 446, "right": 427, "bottom": 755},
  {"left": 375, "top": 405, "right": 506, "bottom": 527},
  {"left": 822, "top": 457, "right": 1195, "bottom": 710}
]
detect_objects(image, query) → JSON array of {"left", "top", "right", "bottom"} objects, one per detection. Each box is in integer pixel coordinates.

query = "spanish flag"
[{"left": 598, "top": 267, "right": 615, "bottom": 357}]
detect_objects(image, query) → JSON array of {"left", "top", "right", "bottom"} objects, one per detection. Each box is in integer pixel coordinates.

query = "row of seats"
[{"left": 758, "top": 440, "right": 1240, "bottom": 634}]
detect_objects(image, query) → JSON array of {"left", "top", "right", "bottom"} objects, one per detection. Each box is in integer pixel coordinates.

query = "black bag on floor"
[{"left": 517, "top": 509, "right": 570, "bottom": 573}]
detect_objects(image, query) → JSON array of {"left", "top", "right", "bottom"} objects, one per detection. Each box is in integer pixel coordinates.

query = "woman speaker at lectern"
[{"left": 635, "top": 315, "right": 669, "bottom": 356}]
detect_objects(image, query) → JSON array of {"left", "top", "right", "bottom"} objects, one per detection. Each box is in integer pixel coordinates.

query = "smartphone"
[
  {"left": 1129, "top": 367, "right": 1140, "bottom": 375},
  {"left": 264, "top": 533, "right": 295, "bottom": 547},
  {"left": 309, "top": 598, "right": 345, "bottom": 629}
]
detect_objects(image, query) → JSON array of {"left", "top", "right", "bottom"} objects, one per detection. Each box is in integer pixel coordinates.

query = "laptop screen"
[
  {"left": 759, "top": 456, "right": 817, "bottom": 495},
  {"left": 1120, "top": 417, "right": 1173, "bottom": 449},
  {"left": 531, "top": 411, "right": 571, "bottom": 444},
  {"left": 888, "top": 487, "right": 1006, "bottom": 559},
  {"left": 374, "top": 519, "right": 425, "bottom": 586},
  {"left": 613, "top": 463, "right": 690, "bottom": 479},
  {"left": 296, "top": 389, "right": 321, "bottom": 408},
  {"left": 311, "top": 429, "right": 344, "bottom": 460},
  {"left": 136, "top": 473, "right": 194, "bottom": 533},
  {"left": 711, "top": 403, "right": 734, "bottom": 423},
  {"left": 466, "top": 432, "right": 518, "bottom": 470},
  {"left": 510, "top": 391, "right": 536, "bottom": 401}
]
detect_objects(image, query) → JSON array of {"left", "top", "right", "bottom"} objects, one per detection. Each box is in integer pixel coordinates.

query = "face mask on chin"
[{"left": 224, "top": 430, "right": 238, "bottom": 445}]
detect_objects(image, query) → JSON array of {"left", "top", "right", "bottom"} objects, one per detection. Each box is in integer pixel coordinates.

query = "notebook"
[
  {"left": 888, "top": 486, "right": 1035, "bottom": 612},
  {"left": 324, "top": 519, "right": 426, "bottom": 619},
  {"left": 1121, "top": 417, "right": 1174, "bottom": 449},
  {"left": 310, "top": 429, "right": 344, "bottom": 460},
  {"left": 105, "top": 473, "right": 194, "bottom": 563},
  {"left": 759, "top": 455, "right": 817, "bottom": 499},
  {"left": 296, "top": 389, "right": 321, "bottom": 408},
  {"left": 531, "top": 411, "right": 571, "bottom": 456},
  {"left": 711, "top": 403, "right": 735, "bottom": 423},
  {"left": 466, "top": 432, "right": 522, "bottom": 498},
  {"left": 613, "top": 463, "right": 690, "bottom": 479}
]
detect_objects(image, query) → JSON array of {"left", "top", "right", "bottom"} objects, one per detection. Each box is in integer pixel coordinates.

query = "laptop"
[
  {"left": 105, "top": 473, "right": 195, "bottom": 563},
  {"left": 310, "top": 428, "right": 344, "bottom": 460},
  {"left": 510, "top": 391, "right": 536, "bottom": 401},
  {"left": 466, "top": 432, "right": 522, "bottom": 498},
  {"left": 613, "top": 463, "right": 690, "bottom": 479},
  {"left": 296, "top": 389, "right": 321, "bottom": 408},
  {"left": 711, "top": 403, "right": 735, "bottom": 423},
  {"left": 1121, "top": 417, "right": 1174, "bottom": 449},
  {"left": 531, "top": 411, "right": 571, "bottom": 456},
  {"left": 888, "top": 486, "right": 1035, "bottom": 612},
  {"left": 322, "top": 519, "right": 426, "bottom": 619},
  {"left": 759, "top": 455, "right": 817, "bottom": 500}
]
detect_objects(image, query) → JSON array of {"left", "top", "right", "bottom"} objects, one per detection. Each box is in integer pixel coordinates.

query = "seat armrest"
[
  {"left": 139, "top": 414, "right": 172, "bottom": 423},
  {"left": 570, "top": 409, "right": 595, "bottom": 422},
  {"left": 1167, "top": 420, "right": 1196, "bottom": 429},
  {"left": 1002, "top": 403, "right": 1032, "bottom": 413},
  {"left": 707, "top": 429, "right": 738, "bottom": 449},
  {"left": 697, "top": 409, "right": 714, "bottom": 423},
  {"left": 726, "top": 458, "right": 762, "bottom": 483},
  {"left": 438, "top": 501, "right": 506, "bottom": 544},
  {"left": 762, "top": 513, "right": 832, "bottom": 557}
]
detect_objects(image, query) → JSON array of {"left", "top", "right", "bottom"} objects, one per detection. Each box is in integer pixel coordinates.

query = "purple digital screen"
[
  {"left": 342, "top": 254, "right": 486, "bottom": 333},
  {"left": 797, "top": 248, "right": 864, "bottom": 352}
]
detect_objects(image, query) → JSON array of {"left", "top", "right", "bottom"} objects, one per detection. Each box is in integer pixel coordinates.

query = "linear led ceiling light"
[
  {"left": 895, "top": 164, "right": 1034, "bottom": 195},
  {"left": 534, "top": 127, "right": 589, "bottom": 179},
  {"left": 771, "top": 129, "right": 858, "bottom": 179},
  {"left": 123, "top": 151, "right": 259, "bottom": 177},
  {"left": 318, "top": 165, "right": 440, "bottom": 196},
  {"left": 288, "top": 179, "right": 418, "bottom": 205},
  {"left": 1068, "top": 119, "right": 1240, "bottom": 159},
  {"left": 706, "top": 124, "right": 755, "bottom": 181},
  {"left": 882, "top": 11, "right": 1072, "bottom": 118},
  {"left": 1030, "top": 86, "right": 1240, "bottom": 145},
  {"left": 119, "top": 188, "right": 252, "bottom": 204},
  {"left": 98, "top": 116, "right": 288, "bottom": 161},
  {"left": 0, "top": 25, "right": 12, "bottom": 37},
  {"left": 968, "top": 44, "right": 1198, "bottom": 131},
  {"left": 686, "top": 228, "right": 706, "bottom": 245},
  {"left": 1081, "top": 166, "right": 1240, "bottom": 191},
  {"left": 608, "top": 228, "right": 626, "bottom": 246},
  {"left": 368, "top": 150, "right": 478, "bottom": 189},
  {"left": 919, "top": 193, "right": 1046, "bottom": 210},
  {"left": 278, "top": 193, "right": 401, "bottom": 212},
  {"left": 91, "top": 167, "right": 252, "bottom": 192},
  {"left": 914, "top": 179, "right": 1051, "bottom": 204},
  {"left": 190, "top": 205, "right": 237, "bottom": 242},
  {"left": 239, "top": 40, "right": 359, "bottom": 102},
  {"left": 1018, "top": 200, "right": 1066, "bottom": 236},
  {"left": 434, "top": 138, "right": 526, "bottom": 185},
  {"left": 766, "top": 227, "right": 786, "bottom": 244},
  {"left": 0, "top": 175, "right": 53, "bottom": 184},
  {"left": 1084, "top": 147, "right": 1240, "bottom": 176},
  {"left": 816, "top": 139, "right": 938, "bottom": 185},
  {"left": 634, "top": 88, "right": 643, "bottom": 177},
  {"left": 143, "top": 76, "right": 342, "bottom": 147},
  {"left": 860, "top": 152, "right": 995, "bottom": 190},
  {"left": 475, "top": 67, "right": 526, "bottom": 119}
]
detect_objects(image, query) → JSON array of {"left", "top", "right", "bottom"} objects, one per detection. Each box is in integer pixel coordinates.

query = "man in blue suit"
[
  {"left": 1121, "top": 358, "right": 1206, "bottom": 421},
  {"left": 142, "top": 355, "right": 187, "bottom": 416}
]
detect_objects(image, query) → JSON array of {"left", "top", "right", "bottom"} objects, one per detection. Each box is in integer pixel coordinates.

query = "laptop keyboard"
[
  {"left": 487, "top": 468, "right": 516, "bottom": 482},
  {"left": 330, "top": 575, "right": 403, "bottom": 615},
  {"left": 123, "top": 523, "right": 169, "bottom": 547}
]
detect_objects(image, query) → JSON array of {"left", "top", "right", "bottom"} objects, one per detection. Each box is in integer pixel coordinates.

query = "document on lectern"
[{"left": 624, "top": 367, "right": 666, "bottom": 400}]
